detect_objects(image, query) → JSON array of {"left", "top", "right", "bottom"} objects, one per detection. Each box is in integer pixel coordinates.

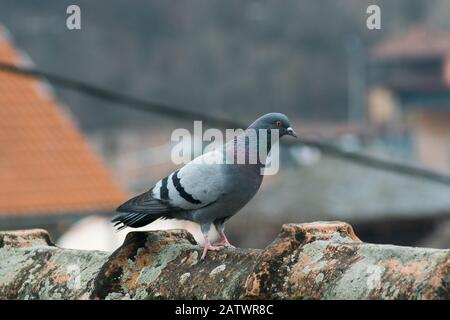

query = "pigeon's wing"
[
  {"left": 113, "top": 150, "right": 226, "bottom": 230},
  {"left": 151, "top": 150, "right": 226, "bottom": 210},
  {"left": 116, "top": 150, "right": 225, "bottom": 214}
]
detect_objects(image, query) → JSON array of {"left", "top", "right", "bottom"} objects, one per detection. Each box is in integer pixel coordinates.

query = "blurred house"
[
  {"left": 0, "top": 27, "right": 126, "bottom": 238},
  {"left": 370, "top": 25, "right": 450, "bottom": 172}
]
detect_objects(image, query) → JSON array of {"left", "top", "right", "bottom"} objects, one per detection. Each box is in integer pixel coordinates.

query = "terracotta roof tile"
[
  {"left": 0, "top": 30, "right": 126, "bottom": 216},
  {"left": 371, "top": 25, "right": 450, "bottom": 60}
]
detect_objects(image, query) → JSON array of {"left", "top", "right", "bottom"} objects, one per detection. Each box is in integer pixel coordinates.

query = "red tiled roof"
[
  {"left": 0, "top": 29, "right": 126, "bottom": 216},
  {"left": 371, "top": 25, "right": 450, "bottom": 60}
]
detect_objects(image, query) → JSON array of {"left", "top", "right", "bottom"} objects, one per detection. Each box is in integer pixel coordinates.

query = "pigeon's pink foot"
[
  {"left": 200, "top": 235, "right": 223, "bottom": 259},
  {"left": 200, "top": 244, "right": 222, "bottom": 260},
  {"left": 213, "top": 234, "right": 235, "bottom": 248}
]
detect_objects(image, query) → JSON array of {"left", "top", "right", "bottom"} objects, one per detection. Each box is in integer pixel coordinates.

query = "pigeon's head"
[{"left": 248, "top": 113, "right": 297, "bottom": 138}]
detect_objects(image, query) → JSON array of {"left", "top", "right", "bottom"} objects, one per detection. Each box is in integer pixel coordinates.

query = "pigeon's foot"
[
  {"left": 213, "top": 234, "right": 235, "bottom": 248},
  {"left": 212, "top": 239, "right": 235, "bottom": 248},
  {"left": 201, "top": 244, "right": 222, "bottom": 260},
  {"left": 200, "top": 234, "right": 224, "bottom": 259}
]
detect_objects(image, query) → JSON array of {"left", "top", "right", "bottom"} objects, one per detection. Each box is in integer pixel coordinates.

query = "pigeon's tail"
[
  {"left": 112, "top": 188, "right": 180, "bottom": 231},
  {"left": 111, "top": 212, "right": 159, "bottom": 231}
]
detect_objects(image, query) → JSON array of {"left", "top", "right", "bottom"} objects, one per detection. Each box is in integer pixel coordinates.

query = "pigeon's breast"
[{"left": 220, "top": 164, "right": 263, "bottom": 210}]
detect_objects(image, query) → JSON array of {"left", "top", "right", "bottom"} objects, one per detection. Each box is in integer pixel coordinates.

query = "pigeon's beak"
[{"left": 286, "top": 127, "right": 298, "bottom": 138}]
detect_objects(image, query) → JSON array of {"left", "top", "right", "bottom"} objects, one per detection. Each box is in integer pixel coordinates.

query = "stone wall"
[{"left": 0, "top": 221, "right": 448, "bottom": 299}]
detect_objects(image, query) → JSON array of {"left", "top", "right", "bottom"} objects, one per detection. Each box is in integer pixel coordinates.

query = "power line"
[
  {"left": 285, "top": 139, "right": 450, "bottom": 186},
  {"left": 0, "top": 62, "right": 241, "bottom": 129},
  {"left": 1, "top": 61, "right": 450, "bottom": 187}
]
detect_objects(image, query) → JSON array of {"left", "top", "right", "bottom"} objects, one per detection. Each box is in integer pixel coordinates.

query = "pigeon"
[{"left": 112, "top": 113, "right": 297, "bottom": 259}]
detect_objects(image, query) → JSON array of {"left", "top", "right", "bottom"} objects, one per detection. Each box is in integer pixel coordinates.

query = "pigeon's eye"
[{"left": 275, "top": 120, "right": 282, "bottom": 128}]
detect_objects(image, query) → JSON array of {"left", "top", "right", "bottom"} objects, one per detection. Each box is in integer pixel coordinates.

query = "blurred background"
[{"left": 1, "top": 0, "right": 450, "bottom": 251}]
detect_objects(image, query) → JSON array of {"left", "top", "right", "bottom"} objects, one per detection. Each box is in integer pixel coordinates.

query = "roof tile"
[{"left": 0, "top": 30, "right": 126, "bottom": 216}]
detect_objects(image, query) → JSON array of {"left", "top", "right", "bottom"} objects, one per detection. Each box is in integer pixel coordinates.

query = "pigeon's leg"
[
  {"left": 200, "top": 222, "right": 222, "bottom": 260},
  {"left": 213, "top": 219, "right": 235, "bottom": 248}
]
